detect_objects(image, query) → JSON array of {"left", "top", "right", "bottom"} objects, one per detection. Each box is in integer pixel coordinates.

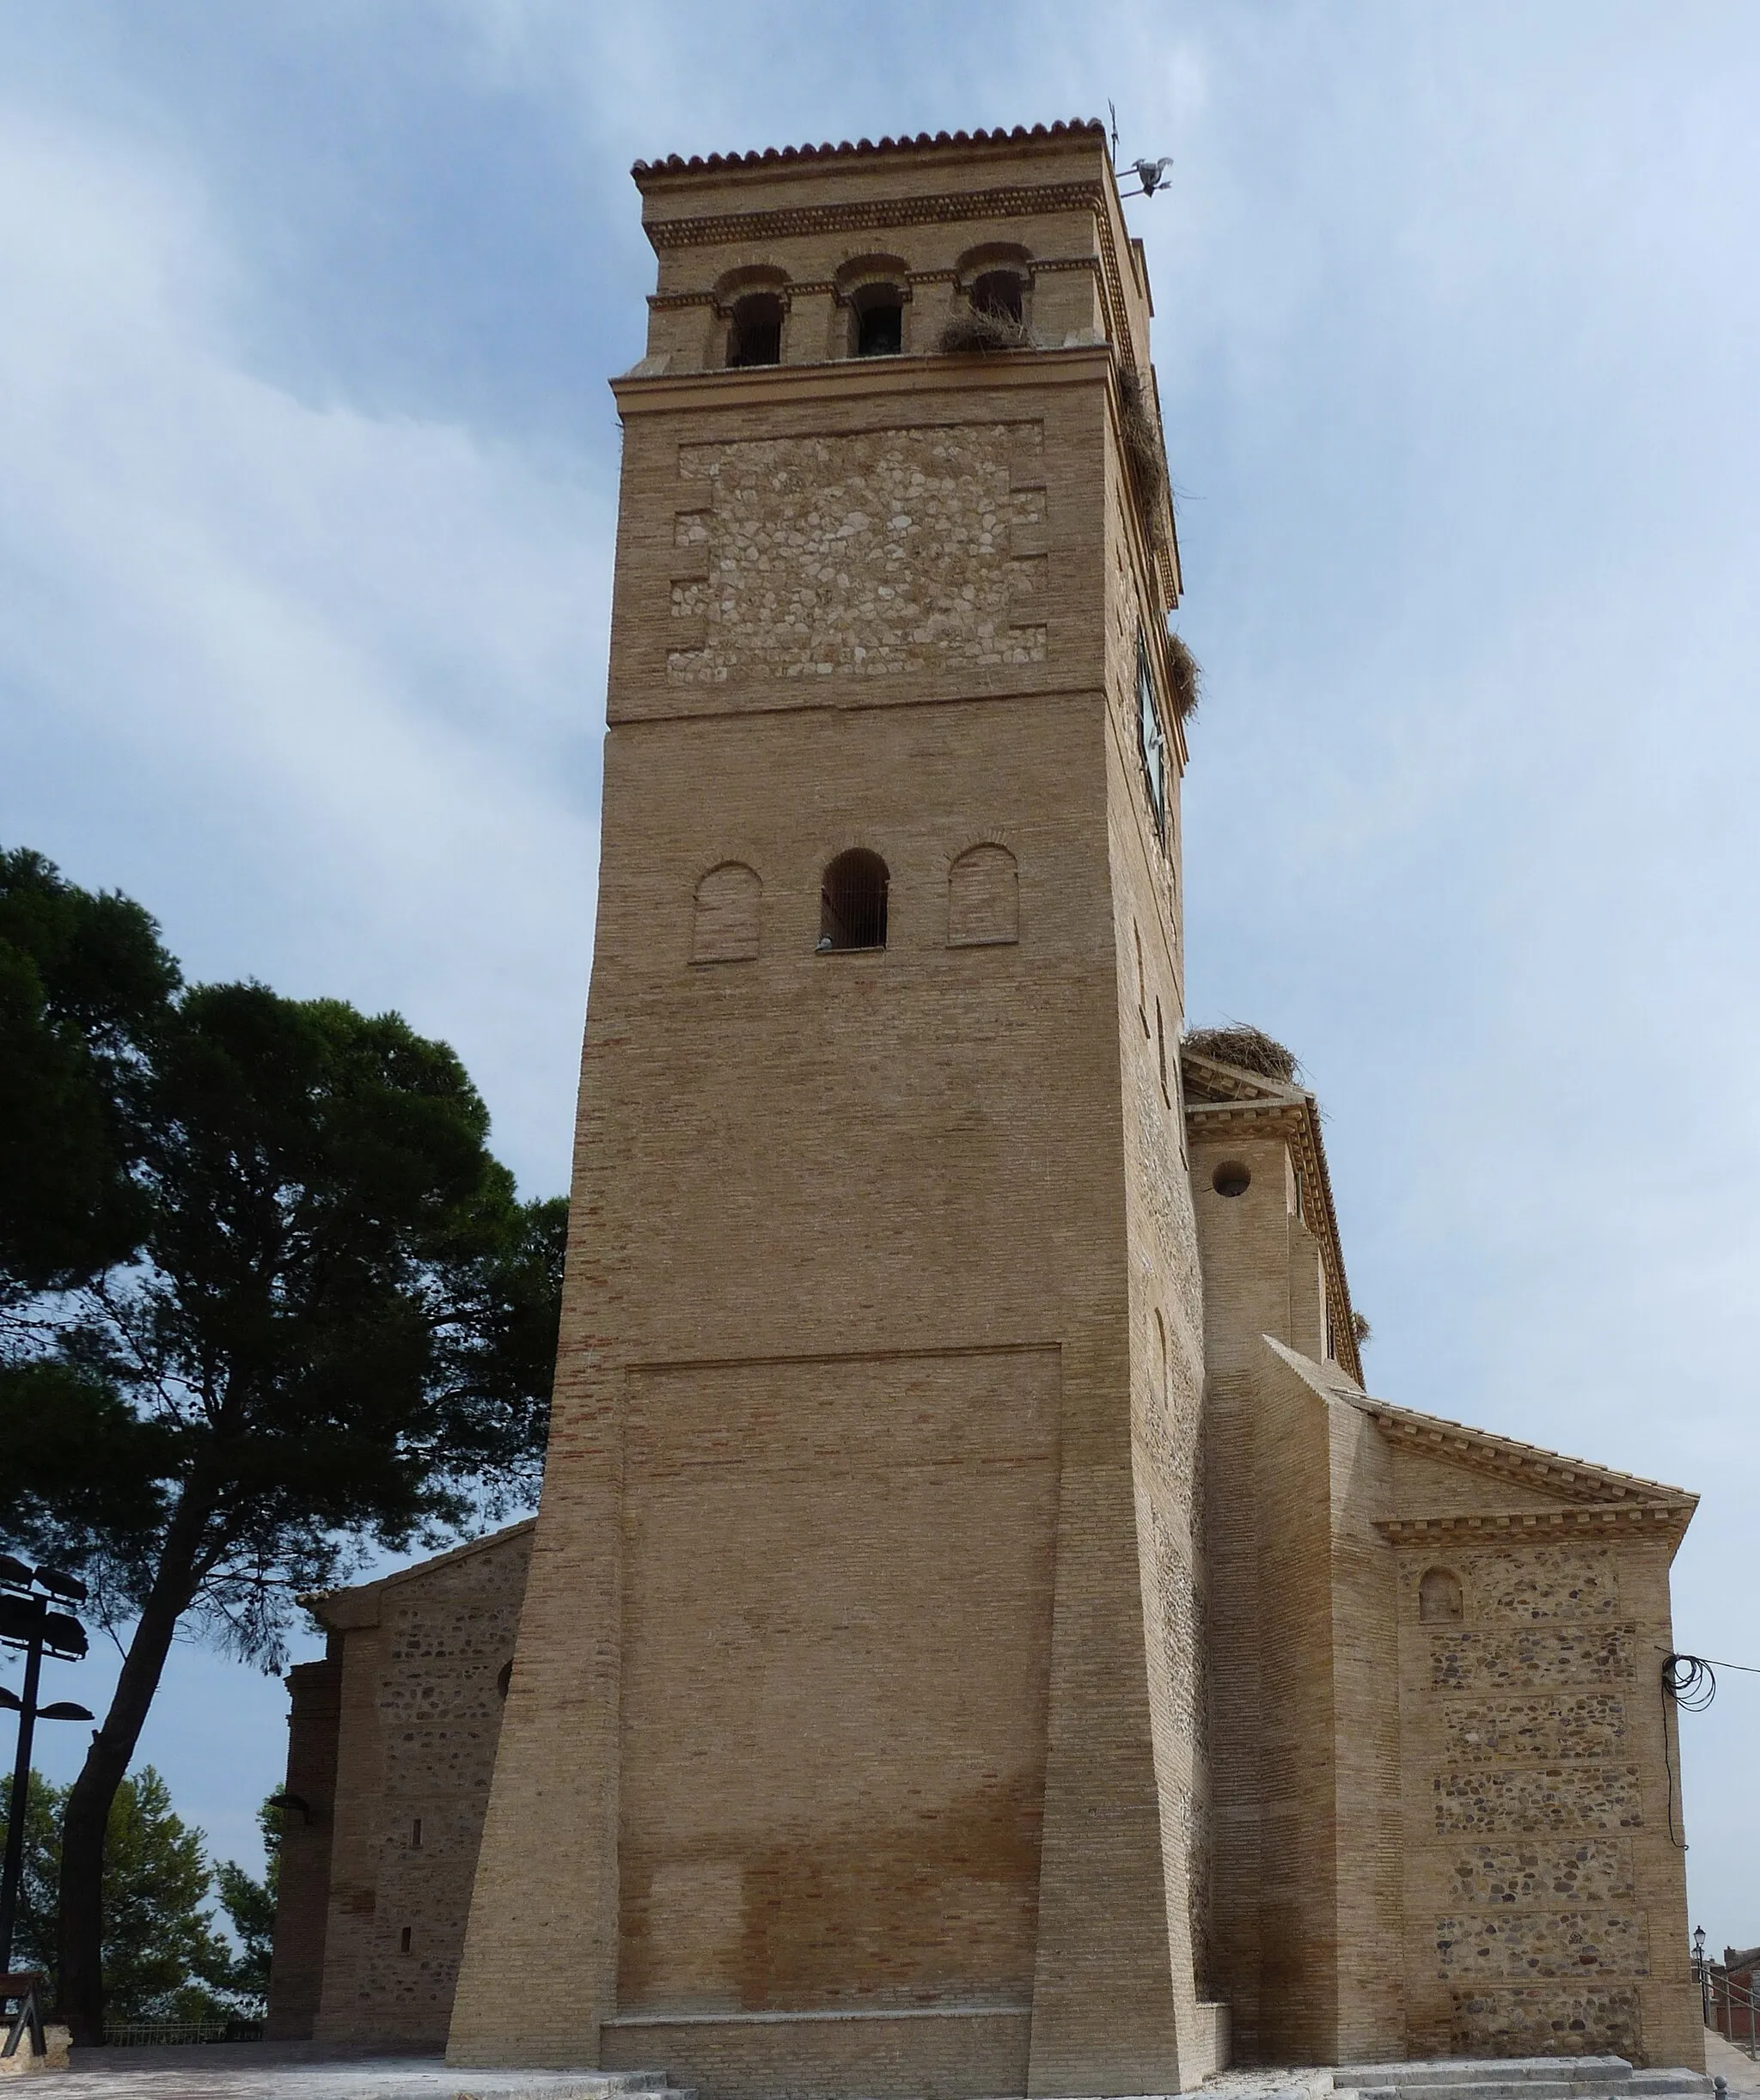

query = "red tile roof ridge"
[{"left": 632, "top": 119, "right": 1106, "bottom": 180}]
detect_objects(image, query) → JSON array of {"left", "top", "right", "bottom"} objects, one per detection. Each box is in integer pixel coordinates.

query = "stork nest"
[
  {"left": 1118, "top": 367, "right": 1170, "bottom": 540},
  {"left": 1182, "top": 1024, "right": 1300, "bottom": 1084},
  {"left": 1166, "top": 632, "right": 1201, "bottom": 723},
  {"left": 938, "top": 308, "right": 1031, "bottom": 354},
  {"left": 1352, "top": 1311, "right": 1373, "bottom": 1346}
]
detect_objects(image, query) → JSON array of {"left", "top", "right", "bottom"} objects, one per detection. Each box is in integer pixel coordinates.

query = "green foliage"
[
  {"left": 0, "top": 847, "right": 565, "bottom": 1666},
  {"left": 0, "top": 846, "right": 180, "bottom": 1294},
  {"left": 0, "top": 845, "right": 565, "bottom": 2036},
  {"left": 0, "top": 1767, "right": 239, "bottom": 2015},
  {"left": 0, "top": 1765, "right": 63, "bottom": 1980},
  {"left": 211, "top": 1796, "right": 281, "bottom": 2009}
]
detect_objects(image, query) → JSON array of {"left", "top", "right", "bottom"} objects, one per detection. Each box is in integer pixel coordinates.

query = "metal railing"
[
  {"left": 101, "top": 2017, "right": 265, "bottom": 2048},
  {"left": 1696, "top": 1954, "right": 1759, "bottom": 2061}
]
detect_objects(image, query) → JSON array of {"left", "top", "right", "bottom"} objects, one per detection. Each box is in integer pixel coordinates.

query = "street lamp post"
[{"left": 0, "top": 1557, "right": 91, "bottom": 2060}]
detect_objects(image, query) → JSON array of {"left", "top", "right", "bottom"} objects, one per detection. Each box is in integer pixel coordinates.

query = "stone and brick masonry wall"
[
  {"left": 1396, "top": 1535, "right": 1699, "bottom": 2067},
  {"left": 290, "top": 1526, "right": 531, "bottom": 2049}
]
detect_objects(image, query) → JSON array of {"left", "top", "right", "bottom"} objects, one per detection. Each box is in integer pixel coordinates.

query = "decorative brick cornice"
[
  {"left": 643, "top": 180, "right": 1107, "bottom": 254},
  {"left": 1377, "top": 1503, "right": 1695, "bottom": 1543}
]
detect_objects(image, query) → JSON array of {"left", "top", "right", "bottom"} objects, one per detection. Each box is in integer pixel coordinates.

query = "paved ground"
[
  {"left": 31, "top": 2045, "right": 658, "bottom": 2099},
  {"left": 16, "top": 2042, "right": 1738, "bottom": 2100},
  {"left": 1706, "top": 2032, "right": 1760, "bottom": 2096},
  {"left": 3, "top": 2042, "right": 1331, "bottom": 2100}
]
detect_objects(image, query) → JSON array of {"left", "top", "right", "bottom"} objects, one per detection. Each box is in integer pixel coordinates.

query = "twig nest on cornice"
[
  {"left": 1117, "top": 367, "right": 1170, "bottom": 546},
  {"left": 1183, "top": 1024, "right": 1300, "bottom": 1084},
  {"left": 938, "top": 309, "right": 1032, "bottom": 353},
  {"left": 1166, "top": 632, "right": 1201, "bottom": 722}
]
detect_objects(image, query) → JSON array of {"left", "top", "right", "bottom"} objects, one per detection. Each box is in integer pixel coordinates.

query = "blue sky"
[{"left": 3, "top": 3, "right": 1758, "bottom": 1963}]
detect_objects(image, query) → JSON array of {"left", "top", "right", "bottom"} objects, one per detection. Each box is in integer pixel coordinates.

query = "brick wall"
[
  {"left": 449, "top": 125, "right": 1207, "bottom": 2097},
  {"left": 265, "top": 1653, "right": 341, "bottom": 2040}
]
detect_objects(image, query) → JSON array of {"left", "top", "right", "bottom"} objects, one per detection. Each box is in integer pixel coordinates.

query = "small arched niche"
[
  {"left": 818, "top": 849, "right": 888, "bottom": 952},
  {"left": 1419, "top": 1566, "right": 1464, "bottom": 1624},
  {"left": 837, "top": 255, "right": 909, "bottom": 358},
  {"left": 693, "top": 862, "right": 761, "bottom": 963},
  {"left": 947, "top": 842, "right": 1018, "bottom": 948},
  {"left": 726, "top": 292, "right": 784, "bottom": 368},
  {"left": 852, "top": 282, "right": 905, "bottom": 357},
  {"left": 956, "top": 242, "right": 1033, "bottom": 324}
]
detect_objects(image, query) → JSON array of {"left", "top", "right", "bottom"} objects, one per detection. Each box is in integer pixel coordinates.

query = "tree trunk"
[{"left": 54, "top": 1501, "right": 206, "bottom": 2045}]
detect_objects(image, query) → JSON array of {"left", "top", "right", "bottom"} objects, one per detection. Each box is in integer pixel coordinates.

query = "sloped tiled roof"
[
  {"left": 633, "top": 119, "right": 1106, "bottom": 180},
  {"left": 1348, "top": 1389, "right": 1693, "bottom": 1509},
  {"left": 301, "top": 1517, "right": 535, "bottom": 1627},
  {"left": 1262, "top": 1337, "right": 1696, "bottom": 1541}
]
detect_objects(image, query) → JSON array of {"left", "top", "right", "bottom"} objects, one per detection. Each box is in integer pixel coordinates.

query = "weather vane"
[{"left": 1109, "top": 100, "right": 1173, "bottom": 199}]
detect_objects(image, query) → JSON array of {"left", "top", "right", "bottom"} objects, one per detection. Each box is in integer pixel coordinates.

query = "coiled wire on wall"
[{"left": 1658, "top": 1649, "right": 1760, "bottom": 1849}]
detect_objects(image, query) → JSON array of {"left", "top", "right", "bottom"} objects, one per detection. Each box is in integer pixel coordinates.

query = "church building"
[{"left": 265, "top": 120, "right": 1702, "bottom": 2097}]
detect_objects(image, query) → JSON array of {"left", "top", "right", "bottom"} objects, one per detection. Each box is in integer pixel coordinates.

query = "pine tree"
[
  {"left": 0, "top": 846, "right": 566, "bottom": 2039},
  {"left": 0, "top": 1767, "right": 236, "bottom": 2018}
]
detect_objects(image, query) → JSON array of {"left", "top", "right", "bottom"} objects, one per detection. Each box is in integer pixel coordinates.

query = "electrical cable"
[
  {"left": 1664, "top": 1650, "right": 1760, "bottom": 1676},
  {"left": 1658, "top": 1650, "right": 1738, "bottom": 1851},
  {"left": 1663, "top": 1652, "right": 1719, "bottom": 1711}
]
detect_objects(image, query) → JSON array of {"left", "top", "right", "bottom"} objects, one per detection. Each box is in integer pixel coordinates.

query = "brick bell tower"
[{"left": 449, "top": 122, "right": 1218, "bottom": 2097}]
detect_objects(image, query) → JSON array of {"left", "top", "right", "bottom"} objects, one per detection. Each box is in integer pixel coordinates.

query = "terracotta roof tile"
[{"left": 632, "top": 119, "right": 1105, "bottom": 181}]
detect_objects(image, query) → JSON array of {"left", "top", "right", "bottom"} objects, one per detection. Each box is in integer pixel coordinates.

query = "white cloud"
[
  {"left": 7, "top": 0, "right": 1760, "bottom": 1953},
  {"left": 0, "top": 103, "right": 609, "bottom": 1189}
]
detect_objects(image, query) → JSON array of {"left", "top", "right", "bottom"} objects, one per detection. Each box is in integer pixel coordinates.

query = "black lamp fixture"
[{"left": 0, "top": 1559, "right": 92, "bottom": 1981}]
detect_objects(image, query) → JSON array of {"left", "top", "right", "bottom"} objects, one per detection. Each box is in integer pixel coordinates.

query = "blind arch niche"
[
  {"left": 947, "top": 843, "right": 1019, "bottom": 947},
  {"left": 692, "top": 862, "right": 761, "bottom": 963}
]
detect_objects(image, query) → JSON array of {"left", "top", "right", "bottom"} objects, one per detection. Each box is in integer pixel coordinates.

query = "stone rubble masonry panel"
[
  {"left": 669, "top": 424, "right": 1048, "bottom": 681},
  {"left": 1445, "top": 1695, "right": 1629, "bottom": 1763},
  {"left": 1450, "top": 1984, "right": 1644, "bottom": 2060},
  {"left": 310, "top": 1529, "right": 530, "bottom": 2048},
  {"left": 1458, "top": 1547, "right": 1622, "bottom": 1622},
  {"left": 1435, "top": 1908, "right": 1653, "bottom": 1981},
  {"left": 1433, "top": 1761, "right": 1643, "bottom": 1834},
  {"left": 1430, "top": 1624, "right": 1638, "bottom": 1691},
  {"left": 1445, "top": 1841, "right": 1636, "bottom": 1906}
]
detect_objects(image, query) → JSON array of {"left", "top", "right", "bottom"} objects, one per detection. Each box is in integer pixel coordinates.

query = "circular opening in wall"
[{"left": 1212, "top": 1161, "right": 1251, "bottom": 1198}]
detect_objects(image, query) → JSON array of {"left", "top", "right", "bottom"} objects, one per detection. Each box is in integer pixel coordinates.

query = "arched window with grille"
[
  {"left": 727, "top": 292, "right": 784, "bottom": 368},
  {"left": 971, "top": 269, "right": 1025, "bottom": 324},
  {"left": 852, "top": 282, "right": 904, "bottom": 357},
  {"left": 817, "top": 850, "right": 889, "bottom": 952}
]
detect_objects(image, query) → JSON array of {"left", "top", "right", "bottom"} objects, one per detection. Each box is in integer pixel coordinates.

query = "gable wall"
[
  {"left": 271, "top": 1528, "right": 531, "bottom": 2049},
  {"left": 1391, "top": 1448, "right": 1572, "bottom": 1516},
  {"left": 1390, "top": 1493, "right": 1699, "bottom": 2069}
]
